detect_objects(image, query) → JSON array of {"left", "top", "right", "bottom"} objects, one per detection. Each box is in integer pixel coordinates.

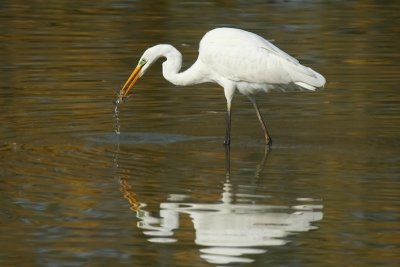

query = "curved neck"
[{"left": 156, "top": 45, "right": 206, "bottom": 86}]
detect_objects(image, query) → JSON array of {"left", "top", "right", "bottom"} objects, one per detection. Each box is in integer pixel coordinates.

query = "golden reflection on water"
[{"left": 120, "top": 178, "right": 141, "bottom": 212}]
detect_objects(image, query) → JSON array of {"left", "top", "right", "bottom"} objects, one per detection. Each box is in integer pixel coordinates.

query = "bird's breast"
[{"left": 236, "top": 82, "right": 273, "bottom": 96}]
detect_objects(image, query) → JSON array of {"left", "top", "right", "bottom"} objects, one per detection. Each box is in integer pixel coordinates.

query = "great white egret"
[{"left": 119, "top": 27, "right": 326, "bottom": 146}]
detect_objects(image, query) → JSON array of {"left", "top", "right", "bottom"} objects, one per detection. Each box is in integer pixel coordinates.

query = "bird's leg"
[
  {"left": 223, "top": 86, "right": 235, "bottom": 146},
  {"left": 249, "top": 97, "right": 272, "bottom": 146},
  {"left": 224, "top": 103, "right": 231, "bottom": 146}
]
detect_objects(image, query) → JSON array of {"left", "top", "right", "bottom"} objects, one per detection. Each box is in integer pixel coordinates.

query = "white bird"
[{"left": 119, "top": 27, "right": 325, "bottom": 146}]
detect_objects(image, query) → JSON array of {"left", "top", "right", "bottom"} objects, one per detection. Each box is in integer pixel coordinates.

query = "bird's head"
[{"left": 119, "top": 46, "right": 164, "bottom": 97}]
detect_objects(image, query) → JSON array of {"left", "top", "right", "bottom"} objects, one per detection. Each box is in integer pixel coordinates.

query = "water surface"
[{"left": 1, "top": 1, "right": 399, "bottom": 266}]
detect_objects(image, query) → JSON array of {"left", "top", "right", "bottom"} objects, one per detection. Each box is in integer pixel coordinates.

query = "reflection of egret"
[
  {"left": 225, "top": 145, "right": 270, "bottom": 181},
  {"left": 118, "top": 147, "right": 323, "bottom": 265},
  {"left": 180, "top": 167, "right": 323, "bottom": 265},
  {"left": 119, "top": 27, "right": 326, "bottom": 146}
]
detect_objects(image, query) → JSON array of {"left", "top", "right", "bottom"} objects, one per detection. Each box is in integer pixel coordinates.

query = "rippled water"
[{"left": 1, "top": 1, "right": 399, "bottom": 266}]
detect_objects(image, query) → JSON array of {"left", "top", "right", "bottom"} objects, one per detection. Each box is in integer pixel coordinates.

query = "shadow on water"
[
  {"left": 114, "top": 138, "right": 323, "bottom": 266},
  {"left": 87, "top": 132, "right": 209, "bottom": 145}
]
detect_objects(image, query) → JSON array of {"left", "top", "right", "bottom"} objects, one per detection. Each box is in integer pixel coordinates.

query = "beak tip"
[{"left": 119, "top": 65, "right": 143, "bottom": 98}]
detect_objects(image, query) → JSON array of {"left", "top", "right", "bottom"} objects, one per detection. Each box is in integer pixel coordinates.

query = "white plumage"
[{"left": 120, "top": 27, "right": 326, "bottom": 146}]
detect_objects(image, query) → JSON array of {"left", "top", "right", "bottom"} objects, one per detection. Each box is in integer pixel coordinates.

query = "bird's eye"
[{"left": 139, "top": 58, "right": 147, "bottom": 65}]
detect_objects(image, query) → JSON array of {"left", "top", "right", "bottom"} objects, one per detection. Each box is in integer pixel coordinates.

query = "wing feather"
[{"left": 199, "top": 28, "right": 325, "bottom": 90}]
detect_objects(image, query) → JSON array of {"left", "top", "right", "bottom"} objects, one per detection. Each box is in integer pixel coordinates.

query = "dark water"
[{"left": 1, "top": 1, "right": 399, "bottom": 266}]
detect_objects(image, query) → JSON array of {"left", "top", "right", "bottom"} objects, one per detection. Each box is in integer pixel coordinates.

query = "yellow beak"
[{"left": 120, "top": 65, "right": 143, "bottom": 97}]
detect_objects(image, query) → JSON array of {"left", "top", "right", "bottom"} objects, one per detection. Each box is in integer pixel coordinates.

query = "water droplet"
[{"left": 114, "top": 96, "right": 121, "bottom": 135}]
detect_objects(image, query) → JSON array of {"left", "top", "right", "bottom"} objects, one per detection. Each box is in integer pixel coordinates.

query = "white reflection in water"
[
  {"left": 115, "top": 136, "right": 323, "bottom": 265},
  {"left": 137, "top": 191, "right": 322, "bottom": 264},
  {"left": 123, "top": 175, "right": 323, "bottom": 265}
]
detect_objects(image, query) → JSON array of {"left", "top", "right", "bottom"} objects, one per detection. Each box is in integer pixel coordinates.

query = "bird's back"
[
  {"left": 198, "top": 28, "right": 325, "bottom": 92},
  {"left": 201, "top": 28, "right": 299, "bottom": 64}
]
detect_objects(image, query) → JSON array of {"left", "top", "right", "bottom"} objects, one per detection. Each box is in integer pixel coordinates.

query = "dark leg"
[
  {"left": 224, "top": 144, "right": 231, "bottom": 178},
  {"left": 224, "top": 102, "right": 232, "bottom": 146},
  {"left": 249, "top": 97, "right": 272, "bottom": 146}
]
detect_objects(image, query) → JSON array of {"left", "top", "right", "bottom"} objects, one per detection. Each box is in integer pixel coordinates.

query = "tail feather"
[{"left": 292, "top": 65, "right": 326, "bottom": 91}]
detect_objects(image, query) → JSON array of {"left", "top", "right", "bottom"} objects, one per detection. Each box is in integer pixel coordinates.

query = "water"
[{"left": 1, "top": 1, "right": 399, "bottom": 266}]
